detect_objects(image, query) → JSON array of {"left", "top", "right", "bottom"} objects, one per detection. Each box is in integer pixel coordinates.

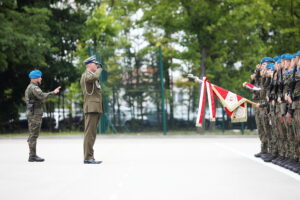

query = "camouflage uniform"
[
  {"left": 282, "top": 72, "right": 294, "bottom": 159},
  {"left": 292, "top": 69, "right": 300, "bottom": 163},
  {"left": 287, "top": 69, "right": 300, "bottom": 163},
  {"left": 277, "top": 70, "right": 288, "bottom": 158},
  {"left": 251, "top": 72, "right": 266, "bottom": 153},
  {"left": 25, "top": 82, "right": 55, "bottom": 156},
  {"left": 268, "top": 76, "right": 279, "bottom": 157},
  {"left": 259, "top": 76, "right": 271, "bottom": 153}
]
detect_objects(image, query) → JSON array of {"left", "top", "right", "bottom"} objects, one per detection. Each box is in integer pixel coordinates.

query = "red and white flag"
[
  {"left": 206, "top": 80, "right": 216, "bottom": 121},
  {"left": 243, "top": 82, "right": 261, "bottom": 91},
  {"left": 196, "top": 77, "right": 249, "bottom": 126},
  {"left": 195, "top": 77, "right": 207, "bottom": 127},
  {"left": 211, "top": 85, "right": 247, "bottom": 112}
]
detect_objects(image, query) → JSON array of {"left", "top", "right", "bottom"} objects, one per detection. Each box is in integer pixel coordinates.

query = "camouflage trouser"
[
  {"left": 282, "top": 105, "right": 296, "bottom": 159},
  {"left": 27, "top": 114, "right": 43, "bottom": 156},
  {"left": 275, "top": 108, "right": 287, "bottom": 157},
  {"left": 255, "top": 107, "right": 268, "bottom": 153},
  {"left": 278, "top": 103, "right": 288, "bottom": 157},
  {"left": 292, "top": 102, "right": 300, "bottom": 161},
  {"left": 269, "top": 104, "right": 279, "bottom": 156},
  {"left": 260, "top": 109, "right": 272, "bottom": 153}
]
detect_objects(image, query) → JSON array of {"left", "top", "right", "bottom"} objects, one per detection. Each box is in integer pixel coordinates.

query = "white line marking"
[{"left": 215, "top": 142, "right": 300, "bottom": 182}]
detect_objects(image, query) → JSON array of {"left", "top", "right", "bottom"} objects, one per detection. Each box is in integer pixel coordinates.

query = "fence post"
[
  {"left": 158, "top": 46, "right": 167, "bottom": 135},
  {"left": 222, "top": 107, "right": 225, "bottom": 134}
]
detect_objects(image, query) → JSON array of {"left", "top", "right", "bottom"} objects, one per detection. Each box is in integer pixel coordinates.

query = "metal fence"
[{"left": 4, "top": 46, "right": 256, "bottom": 134}]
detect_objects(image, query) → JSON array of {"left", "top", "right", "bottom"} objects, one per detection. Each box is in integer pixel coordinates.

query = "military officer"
[
  {"left": 80, "top": 56, "right": 103, "bottom": 164},
  {"left": 25, "top": 70, "right": 61, "bottom": 162}
]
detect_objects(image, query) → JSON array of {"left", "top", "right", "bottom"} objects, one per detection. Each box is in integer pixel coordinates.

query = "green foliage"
[{"left": 1, "top": 0, "right": 300, "bottom": 132}]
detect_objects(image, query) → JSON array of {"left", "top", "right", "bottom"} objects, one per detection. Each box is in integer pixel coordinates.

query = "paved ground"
[{"left": 0, "top": 135, "right": 300, "bottom": 200}]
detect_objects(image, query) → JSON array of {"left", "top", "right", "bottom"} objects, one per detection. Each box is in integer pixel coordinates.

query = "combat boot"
[
  {"left": 290, "top": 162, "right": 300, "bottom": 173},
  {"left": 277, "top": 157, "right": 287, "bottom": 166},
  {"left": 264, "top": 155, "right": 277, "bottom": 162},
  {"left": 287, "top": 159, "right": 298, "bottom": 171},
  {"left": 282, "top": 158, "right": 293, "bottom": 169},
  {"left": 261, "top": 153, "right": 272, "bottom": 161},
  {"left": 272, "top": 156, "right": 282, "bottom": 164},
  {"left": 28, "top": 155, "right": 45, "bottom": 162},
  {"left": 254, "top": 152, "right": 264, "bottom": 158}
]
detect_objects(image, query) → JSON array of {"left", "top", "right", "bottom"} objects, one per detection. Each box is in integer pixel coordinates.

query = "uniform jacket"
[
  {"left": 80, "top": 68, "right": 103, "bottom": 114},
  {"left": 24, "top": 82, "right": 54, "bottom": 115}
]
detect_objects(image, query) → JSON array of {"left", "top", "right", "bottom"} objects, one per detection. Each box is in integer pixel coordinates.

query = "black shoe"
[
  {"left": 273, "top": 156, "right": 284, "bottom": 165},
  {"left": 283, "top": 159, "right": 293, "bottom": 169},
  {"left": 84, "top": 159, "right": 102, "bottom": 164},
  {"left": 254, "top": 152, "right": 263, "bottom": 158},
  {"left": 264, "top": 155, "right": 277, "bottom": 162},
  {"left": 297, "top": 168, "right": 300, "bottom": 174},
  {"left": 287, "top": 160, "right": 298, "bottom": 171},
  {"left": 261, "top": 153, "right": 271, "bottom": 161},
  {"left": 278, "top": 158, "right": 288, "bottom": 166},
  {"left": 291, "top": 164, "right": 300, "bottom": 172},
  {"left": 272, "top": 157, "right": 280, "bottom": 164},
  {"left": 261, "top": 153, "right": 271, "bottom": 159},
  {"left": 28, "top": 155, "right": 45, "bottom": 162}
]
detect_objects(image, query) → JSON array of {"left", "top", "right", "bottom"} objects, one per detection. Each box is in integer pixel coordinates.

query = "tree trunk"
[{"left": 200, "top": 47, "right": 207, "bottom": 78}]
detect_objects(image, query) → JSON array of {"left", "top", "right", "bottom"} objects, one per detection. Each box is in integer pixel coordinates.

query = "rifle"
[
  {"left": 288, "top": 65, "right": 297, "bottom": 100},
  {"left": 278, "top": 68, "right": 284, "bottom": 102}
]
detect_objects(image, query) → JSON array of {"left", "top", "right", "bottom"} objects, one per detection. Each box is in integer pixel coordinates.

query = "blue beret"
[
  {"left": 273, "top": 56, "right": 280, "bottom": 62},
  {"left": 29, "top": 70, "right": 42, "bottom": 79},
  {"left": 295, "top": 51, "right": 300, "bottom": 57},
  {"left": 281, "top": 53, "right": 294, "bottom": 60},
  {"left": 83, "top": 56, "right": 99, "bottom": 65},
  {"left": 260, "top": 57, "right": 274, "bottom": 64},
  {"left": 277, "top": 59, "right": 282, "bottom": 64},
  {"left": 283, "top": 54, "right": 293, "bottom": 60},
  {"left": 266, "top": 63, "right": 275, "bottom": 71}
]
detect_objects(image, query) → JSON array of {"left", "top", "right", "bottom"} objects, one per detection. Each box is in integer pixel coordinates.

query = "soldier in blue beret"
[{"left": 25, "top": 70, "right": 61, "bottom": 162}]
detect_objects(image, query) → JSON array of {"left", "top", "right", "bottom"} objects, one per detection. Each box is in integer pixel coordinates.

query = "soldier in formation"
[{"left": 245, "top": 51, "right": 300, "bottom": 174}]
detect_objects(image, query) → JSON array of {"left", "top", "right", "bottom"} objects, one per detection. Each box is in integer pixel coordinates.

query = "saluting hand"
[{"left": 53, "top": 86, "right": 61, "bottom": 94}]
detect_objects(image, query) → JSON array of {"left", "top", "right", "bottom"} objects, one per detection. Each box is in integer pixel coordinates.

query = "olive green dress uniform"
[
  {"left": 80, "top": 68, "right": 103, "bottom": 160},
  {"left": 25, "top": 82, "right": 55, "bottom": 156}
]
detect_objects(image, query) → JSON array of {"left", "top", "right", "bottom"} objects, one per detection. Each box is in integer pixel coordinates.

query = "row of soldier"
[{"left": 245, "top": 51, "right": 300, "bottom": 174}]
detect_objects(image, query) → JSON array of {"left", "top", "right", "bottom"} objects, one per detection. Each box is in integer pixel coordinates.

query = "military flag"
[{"left": 188, "top": 74, "right": 258, "bottom": 127}]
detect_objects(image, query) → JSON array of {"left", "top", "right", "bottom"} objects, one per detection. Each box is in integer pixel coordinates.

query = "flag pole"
[{"left": 245, "top": 99, "right": 259, "bottom": 108}]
